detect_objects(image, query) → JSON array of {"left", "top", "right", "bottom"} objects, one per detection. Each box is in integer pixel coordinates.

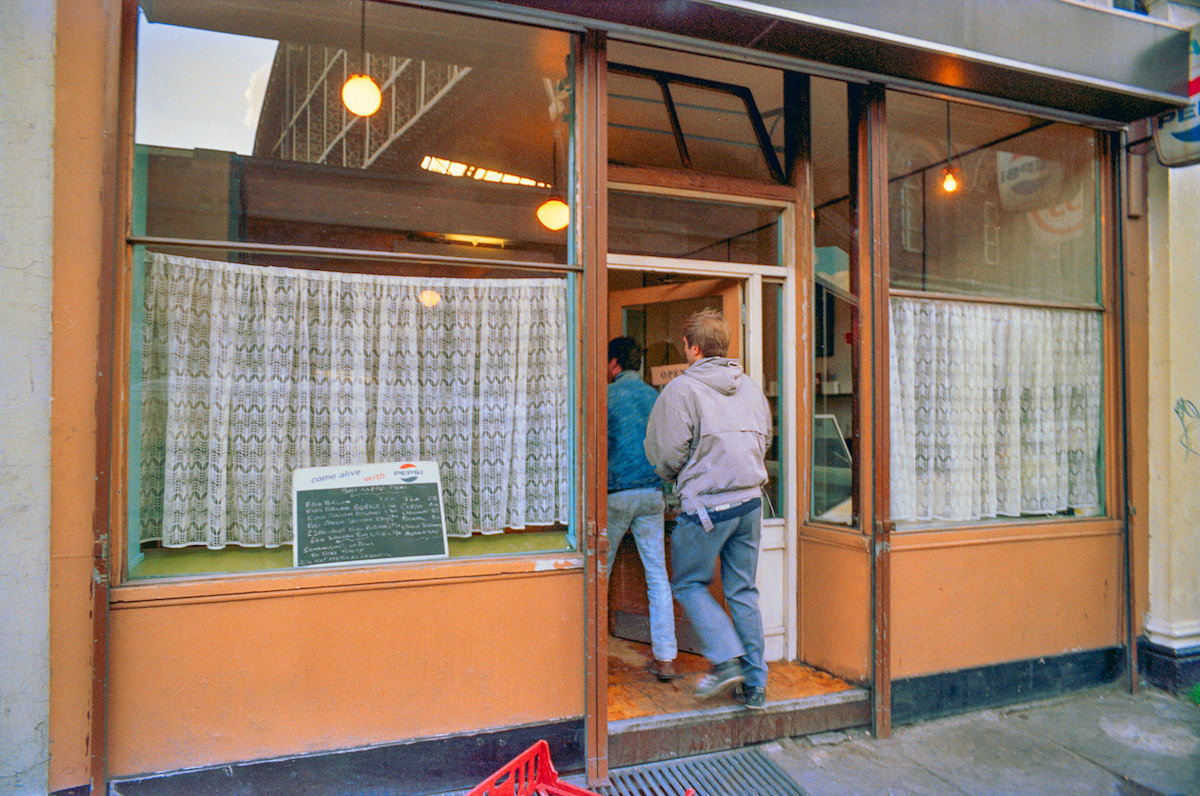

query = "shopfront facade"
[{"left": 21, "top": 0, "right": 1196, "bottom": 792}]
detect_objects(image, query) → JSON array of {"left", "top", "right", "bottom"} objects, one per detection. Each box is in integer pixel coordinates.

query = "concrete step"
[{"left": 608, "top": 687, "right": 871, "bottom": 768}]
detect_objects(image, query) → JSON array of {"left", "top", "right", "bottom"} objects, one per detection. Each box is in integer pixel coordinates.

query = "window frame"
[
  {"left": 881, "top": 90, "right": 1122, "bottom": 533},
  {"left": 113, "top": 1, "right": 588, "bottom": 587}
]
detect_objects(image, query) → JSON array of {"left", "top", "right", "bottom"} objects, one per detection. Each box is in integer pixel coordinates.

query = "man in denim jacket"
[
  {"left": 607, "top": 336, "right": 678, "bottom": 681},
  {"left": 644, "top": 309, "right": 771, "bottom": 709}
]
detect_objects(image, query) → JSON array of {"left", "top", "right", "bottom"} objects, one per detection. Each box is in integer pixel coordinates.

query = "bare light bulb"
[
  {"left": 342, "top": 74, "right": 382, "bottom": 116},
  {"left": 536, "top": 198, "right": 570, "bottom": 231},
  {"left": 941, "top": 166, "right": 961, "bottom": 193}
]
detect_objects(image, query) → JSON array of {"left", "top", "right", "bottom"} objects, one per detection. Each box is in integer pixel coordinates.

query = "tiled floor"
[{"left": 607, "top": 635, "right": 855, "bottom": 722}]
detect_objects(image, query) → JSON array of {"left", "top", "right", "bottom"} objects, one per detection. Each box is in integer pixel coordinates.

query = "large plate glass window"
[
  {"left": 127, "top": 2, "right": 578, "bottom": 578},
  {"left": 810, "top": 78, "right": 857, "bottom": 526},
  {"left": 887, "top": 91, "right": 1104, "bottom": 526}
]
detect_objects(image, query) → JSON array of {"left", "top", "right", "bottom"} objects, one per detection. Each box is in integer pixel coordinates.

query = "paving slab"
[
  {"left": 760, "top": 684, "right": 1200, "bottom": 796},
  {"left": 998, "top": 687, "right": 1200, "bottom": 796},
  {"left": 763, "top": 734, "right": 969, "bottom": 795}
]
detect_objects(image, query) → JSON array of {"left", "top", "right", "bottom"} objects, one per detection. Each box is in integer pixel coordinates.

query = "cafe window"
[
  {"left": 886, "top": 92, "right": 1104, "bottom": 525},
  {"left": 126, "top": 2, "right": 578, "bottom": 578}
]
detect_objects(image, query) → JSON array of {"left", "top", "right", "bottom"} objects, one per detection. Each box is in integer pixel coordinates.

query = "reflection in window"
[
  {"left": 127, "top": 3, "right": 578, "bottom": 577},
  {"left": 606, "top": 40, "right": 784, "bottom": 183},
  {"left": 762, "top": 282, "right": 784, "bottom": 519},
  {"left": 887, "top": 92, "right": 1104, "bottom": 525},
  {"left": 887, "top": 93, "right": 1099, "bottom": 304},
  {"left": 609, "top": 191, "right": 780, "bottom": 264},
  {"left": 810, "top": 78, "right": 857, "bottom": 527},
  {"left": 135, "top": 3, "right": 574, "bottom": 263}
]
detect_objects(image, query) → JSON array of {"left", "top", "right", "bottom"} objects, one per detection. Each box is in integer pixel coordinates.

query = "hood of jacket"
[{"left": 682, "top": 356, "right": 744, "bottom": 396}]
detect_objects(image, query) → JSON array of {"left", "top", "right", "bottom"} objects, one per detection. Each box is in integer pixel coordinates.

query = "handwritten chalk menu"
[{"left": 292, "top": 462, "right": 449, "bottom": 567}]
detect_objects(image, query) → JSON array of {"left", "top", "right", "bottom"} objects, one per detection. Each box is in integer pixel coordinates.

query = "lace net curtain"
[
  {"left": 139, "top": 252, "right": 570, "bottom": 548},
  {"left": 890, "top": 297, "right": 1102, "bottom": 522}
]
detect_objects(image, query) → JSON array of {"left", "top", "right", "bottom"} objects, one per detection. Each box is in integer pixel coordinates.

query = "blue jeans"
[
  {"left": 607, "top": 487, "right": 677, "bottom": 662},
  {"left": 670, "top": 506, "right": 767, "bottom": 688}
]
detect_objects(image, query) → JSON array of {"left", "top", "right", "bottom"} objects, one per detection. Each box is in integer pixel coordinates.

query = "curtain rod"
[{"left": 127, "top": 236, "right": 583, "bottom": 274}]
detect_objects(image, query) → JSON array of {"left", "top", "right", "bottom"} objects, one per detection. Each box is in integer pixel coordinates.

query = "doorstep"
[{"left": 607, "top": 687, "right": 871, "bottom": 768}]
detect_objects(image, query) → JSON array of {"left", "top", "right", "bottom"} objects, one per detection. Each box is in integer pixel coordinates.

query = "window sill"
[
  {"left": 110, "top": 551, "right": 585, "bottom": 608},
  {"left": 888, "top": 516, "right": 1122, "bottom": 551}
]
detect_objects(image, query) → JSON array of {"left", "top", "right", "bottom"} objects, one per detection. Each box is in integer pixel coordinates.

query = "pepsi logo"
[{"left": 398, "top": 463, "right": 420, "bottom": 483}]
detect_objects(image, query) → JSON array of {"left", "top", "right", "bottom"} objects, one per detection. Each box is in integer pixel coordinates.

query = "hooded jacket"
[{"left": 643, "top": 356, "right": 771, "bottom": 513}]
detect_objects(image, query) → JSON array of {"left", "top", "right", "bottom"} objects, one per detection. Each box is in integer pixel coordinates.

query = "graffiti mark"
[{"left": 1175, "top": 399, "right": 1200, "bottom": 457}]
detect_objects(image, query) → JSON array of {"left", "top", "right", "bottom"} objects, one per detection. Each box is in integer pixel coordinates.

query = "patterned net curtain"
[
  {"left": 889, "top": 297, "right": 1102, "bottom": 522},
  {"left": 139, "top": 253, "right": 570, "bottom": 548}
]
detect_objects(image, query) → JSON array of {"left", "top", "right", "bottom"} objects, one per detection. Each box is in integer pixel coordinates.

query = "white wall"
[
  {"left": 0, "top": 1, "right": 55, "bottom": 793},
  {"left": 1146, "top": 159, "right": 1200, "bottom": 655},
  {"left": 1145, "top": 0, "right": 1200, "bottom": 663}
]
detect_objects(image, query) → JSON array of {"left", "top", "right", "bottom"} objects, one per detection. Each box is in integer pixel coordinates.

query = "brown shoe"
[{"left": 647, "top": 659, "right": 677, "bottom": 681}]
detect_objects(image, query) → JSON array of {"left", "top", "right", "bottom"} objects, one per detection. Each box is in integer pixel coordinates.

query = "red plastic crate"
[{"left": 465, "top": 740, "right": 600, "bottom": 796}]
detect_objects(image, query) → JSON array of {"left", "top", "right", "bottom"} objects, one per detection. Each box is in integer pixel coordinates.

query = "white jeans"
[{"left": 606, "top": 487, "right": 677, "bottom": 662}]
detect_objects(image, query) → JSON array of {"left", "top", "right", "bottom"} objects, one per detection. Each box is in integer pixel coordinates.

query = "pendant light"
[
  {"left": 342, "top": 0, "right": 381, "bottom": 117},
  {"left": 941, "top": 100, "right": 962, "bottom": 193},
  {"left": 536, "top": 142, "right": 570, "bottom": 231},
  {"left": 536, "top": 198, "right": 570, "bottom": 231}
]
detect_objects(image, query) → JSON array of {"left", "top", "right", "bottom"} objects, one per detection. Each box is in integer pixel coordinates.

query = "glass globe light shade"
[
  {"left": 536, "top": 198, "right": 570, "bottom": 231},
  {"left": 342, "top": 74, "right": 382, "bottom": 116}
]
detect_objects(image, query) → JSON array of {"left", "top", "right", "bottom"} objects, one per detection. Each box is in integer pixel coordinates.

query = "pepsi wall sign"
[{"left": 1154, "top": 26, "right": 1200, "bottom": 168}]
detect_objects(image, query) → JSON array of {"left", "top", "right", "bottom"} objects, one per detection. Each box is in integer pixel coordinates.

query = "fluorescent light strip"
[{"left": 420, "top": 155, "right": 550, "bottom": 188}]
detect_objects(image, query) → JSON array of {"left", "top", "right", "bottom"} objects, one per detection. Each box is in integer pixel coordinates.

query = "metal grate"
[{"left": 593, "top": 747, "right": 806, "bottom": 796}]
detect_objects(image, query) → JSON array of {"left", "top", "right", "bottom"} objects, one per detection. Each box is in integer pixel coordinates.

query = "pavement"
[{"left": 756, "top": 682, "right": 1200, "bottom": 796}]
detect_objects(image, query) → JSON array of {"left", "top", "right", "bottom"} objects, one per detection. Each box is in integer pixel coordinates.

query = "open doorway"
[{"left": 603, "top": 188, "right": 854, "bottom": 730}]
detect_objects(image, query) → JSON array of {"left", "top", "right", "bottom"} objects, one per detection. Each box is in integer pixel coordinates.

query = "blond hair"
[{"left": 682, "top": 308, "right": 729, "bottom": 358}]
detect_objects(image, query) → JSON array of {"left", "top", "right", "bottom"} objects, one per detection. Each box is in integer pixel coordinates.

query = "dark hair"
[
  {"left": 608, "top": 336, "right": 643, "bottom": 372},
  {"left": 682, "top": 308, "right": 729, "bottom": 358}
]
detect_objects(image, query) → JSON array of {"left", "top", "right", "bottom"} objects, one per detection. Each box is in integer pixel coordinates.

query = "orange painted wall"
[
  {"left": 798, "top": 530, "right": 872, "bottom": 683},
  {"left": 889, "top": 525, "right": 1123, "bottom": 678},
  {"left": 1122, "top": 173, "right": 1150, "bottom": 635},
  {"left": 106, "top": 568, "right": 585, "bottom": 777},
  {"left": 49, "top": 0, "right": 118, "bottom": 789}
]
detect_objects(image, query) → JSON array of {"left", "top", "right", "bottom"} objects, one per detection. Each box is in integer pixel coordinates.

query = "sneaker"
[
  {"left": 694, "top": 659, "right": 744, "bottom": 700},
  {"left": 735, "top": 684, "right": 766, "bottom": 710},
  {"left": 647, "top": 659, "right": 678, "bottom": 681}
]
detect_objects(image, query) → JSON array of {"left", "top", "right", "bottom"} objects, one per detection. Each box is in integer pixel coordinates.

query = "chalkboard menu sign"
[{"left": 292, "top": 461, "right": 449, "bottom": 567}]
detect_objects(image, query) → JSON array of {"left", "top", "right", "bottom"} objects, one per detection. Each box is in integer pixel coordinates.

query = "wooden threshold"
[{"left": 607, "top": 637, "right": 870, "bottom": 768}]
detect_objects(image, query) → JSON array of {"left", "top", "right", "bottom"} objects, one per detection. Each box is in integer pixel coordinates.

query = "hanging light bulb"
[
  {"left": 536, "top": 139, "right": 569, "bottom": 231},
  {"left": 343, "top": 74, "right": 381, "bottom": 116},
  {"left": 941, "top": 165, "right": 961, "bottom": 193},
  {"left": 537, "top": 198, "right": 570, "bottom": 231},
  {"left": 941, "top": 100, "right": 962, "bottom": 194},
  {"left": 342, "top": 0, "right": 381, "bottom": 117}
]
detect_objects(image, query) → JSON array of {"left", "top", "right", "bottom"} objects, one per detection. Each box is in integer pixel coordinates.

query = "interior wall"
[
  {"left": 0, "top": 1, "right": 55, "bottom": 792},
  {"left": 105, "top": 569, "right": 585, "bottom": 777},
  {"left": 889, "top": 525, "right": 1124, "bottom": 677}
]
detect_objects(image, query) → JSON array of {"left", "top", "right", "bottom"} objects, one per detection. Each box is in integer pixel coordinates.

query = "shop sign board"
[
  {"left": 292, "top": 461, "right": 449, "bottom": 567},
  {"left": 1154, "top": 24, "right": 1200, "bottom": 168},
  {"left": 650, "top": 364, "right": 688, "bottom": 386}
]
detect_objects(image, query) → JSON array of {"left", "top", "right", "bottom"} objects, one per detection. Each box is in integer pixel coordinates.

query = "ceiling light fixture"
[
  {"left": 941, "top": 100, "right": 962, "bottom": 193},
  {"left": 342, "top": 0, "right": 381, "bottom": 117},
  {"left": 536, "top": 143, "right": 570, "bottom": 231}
]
